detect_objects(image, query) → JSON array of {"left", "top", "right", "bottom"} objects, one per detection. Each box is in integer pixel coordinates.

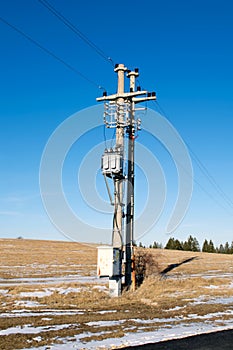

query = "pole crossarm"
[
  {"left": 133, "top": 95, "right": 156, "bottom": 103},
  {"left": 96, "top": 90, "right": 149, "bottom": 102},
  {"left": 96, "top": 63, "right": 156, "bottom": 296}
]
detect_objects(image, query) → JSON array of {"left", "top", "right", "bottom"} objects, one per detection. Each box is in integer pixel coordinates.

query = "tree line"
[{"left": 137, "top": 235, "right": 233, "bottom": 254}]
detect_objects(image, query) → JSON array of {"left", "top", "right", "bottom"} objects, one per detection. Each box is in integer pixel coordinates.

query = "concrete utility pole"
[
  {"left": 125, "top": 69, "right": 138, "bottom": 289},
  {"left": 113, "top": 64, "right": 127, "bottom": 249},
  {"left": 97, "top": 64, "right": 156, "bottom": 296}
]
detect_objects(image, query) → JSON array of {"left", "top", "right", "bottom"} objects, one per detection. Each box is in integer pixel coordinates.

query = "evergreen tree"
[
  {"left": 165, "top": 238, "right": 183, "bottom": 250},
  {"left": 182, "top": 236, "right": 200, "bottom": 251},
  {"left": 152, "top": 241, "right": 163, "bottom": 249},
  {"left": 224, "top": 242, "right": 230, "bottom": 254},
  {"left": 202, "top": 239, "right": 209, "bottom": 252},
  {"left": 186, "top": 235, "right": 200, "bottom": 251},
  {"left": 165, "top": 237, "right": 175, "bottom": 250},
  {"left": 230, "top": 241, "right": 233, "bottom": 254},
  {"left": 208, "top": 239, "right": 215, "bottom": 253},
  {"left": 183, "top": 240, "right": 190, "bottom": 251},
  {"left": 174, "top": 239, "right": 183, "bottom": 250},
  {"left": 218, "top": 244, "right": 225, "bottom": 254},
  {"left": 186, "top": 235, "right": 193, "bottom": 251},
  {"left": 192, "top": 237, "right": 200, "bottom": 252}
]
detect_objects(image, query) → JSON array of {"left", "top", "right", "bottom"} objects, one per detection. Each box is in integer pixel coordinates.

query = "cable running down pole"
[{"left": 97, "top": 64, "right": 156, "bottom": 296}]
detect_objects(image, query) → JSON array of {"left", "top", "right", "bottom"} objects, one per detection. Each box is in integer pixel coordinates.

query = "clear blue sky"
[{"left": 0, "top": 0, "right": 233, "bottom": 247}]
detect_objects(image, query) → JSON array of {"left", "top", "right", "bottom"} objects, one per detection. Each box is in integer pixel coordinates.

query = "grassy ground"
[{"left": 0, "top": 239, "right": 233, "bottom": 349}]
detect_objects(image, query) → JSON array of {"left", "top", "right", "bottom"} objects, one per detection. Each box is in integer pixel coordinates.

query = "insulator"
[
  {"left": 152, "top": 92, "right": 156, "bottom": 97},
  {"left": 137, "top": 86, "right": 141, "bottom": 91}
]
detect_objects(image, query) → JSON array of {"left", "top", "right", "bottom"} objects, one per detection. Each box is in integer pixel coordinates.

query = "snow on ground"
[
  {"left": 0, "top": 323, "right": 78, "bottom": 336},
  {"left": 18, "top": 287, "right": 84, "bottom": 298},
  {"left": 0, "top": 275, "right": 108, "bottom": 287},
  {"left": 98, "top": 310, "right": 117, "bottom": 314},
  {"left": 14, "top": 300, "right": 41, "bottom": 308},
  {"left": 20, "top": 322, "right": 233, "bottom": 350},
  {"left": 0, "top": 289, "right": 8, "bottom": 295},
  {"left": 5, "top": 310, "right": 231, "bottom": 350},
  {"left": 19, "top": 290, "right": 53, "bottom": 298},
  {"left": 0, "top": 283, "right": 108, "bottom": 312},
  {"left": 2, "top": 271, "right": 233, "bottom": 349},
  {"left": 164, "top": 306, "right": 185, "bottom": 312},
  {"left": 182, "top": 272, "right": 233, "bottom": 279},
  {"left": 191, "top": 296, "right": 233, "bottom": 305},
  {"left": 0, "top": 309, "right": 85, "bottom": 318},
  {"left": 86, "top": 320, "right": 125, "bottom": 327}
]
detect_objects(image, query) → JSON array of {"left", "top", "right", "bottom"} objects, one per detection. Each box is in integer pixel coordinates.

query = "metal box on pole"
[{"left": 97, "top": 246, "right": 121, "bottom": 278}]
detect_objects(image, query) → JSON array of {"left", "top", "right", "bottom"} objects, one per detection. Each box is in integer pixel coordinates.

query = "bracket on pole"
[{"left": 96, "top": 63, "right": 156, "bottom": 296}]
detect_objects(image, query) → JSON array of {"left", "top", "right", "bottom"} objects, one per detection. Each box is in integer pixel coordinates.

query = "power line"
[
  {"left": 189, "top": 149, "right": 233, "bottom": 208},
  {"left": 38, "top": 0, "right": 114, "bottom": 67},
  {"left": 191, "top": 171, "right": 233, "bottom": 216},
  {"left": 154, "top": 100, "right": 233, "bottom": 213},
  {"left": 0, "top": 15, "right": 104, "bottom": 90}
]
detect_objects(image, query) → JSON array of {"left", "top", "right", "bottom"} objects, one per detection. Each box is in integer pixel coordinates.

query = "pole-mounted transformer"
[
  {"left": 101, "top": 149, "right": 123, "bottom": 178},
  {"left": 96, "top": 64, "right": 156, "bottom": 296}
]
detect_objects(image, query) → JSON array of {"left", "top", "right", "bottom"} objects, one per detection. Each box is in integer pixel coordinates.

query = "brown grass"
[
  {"left": 0, "top": 239, "right": 233, "bottom": 349},
  {"left": 0, "top": 238, "right": 97, "bottom": 279}
]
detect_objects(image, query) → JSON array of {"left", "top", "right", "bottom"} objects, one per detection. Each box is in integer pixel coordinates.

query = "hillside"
[{"left": 0, "top": 238, "right": 233, "bottom": 349}]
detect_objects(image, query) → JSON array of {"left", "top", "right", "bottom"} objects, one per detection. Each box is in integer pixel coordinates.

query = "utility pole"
[
  {"left": 97, "top": 64, "right": 156, "bottom": 296},
  {"left": 125, "top": 69, "right": 138, "bottom": 289},
  {"left": 112, "top": 64, "right": 127, "bottom": 249}
]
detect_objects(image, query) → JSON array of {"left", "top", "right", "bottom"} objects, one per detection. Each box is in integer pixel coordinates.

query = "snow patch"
[
  {"left": 0, "top": 323, "right": 78, "bottom": 336},
  {"left": 86, "top": 320, "right": 125, "bottom": 327},
  {"left": 14, "top": 300, "right": 41, "bottom": 308},
  {"left": 0, "top": 309, "right": 85, "bottom": 318},
  {"left": 20, "top": 323, "right": 233, "bottom": 350},
  {"left": 191, "top": 296, "right": 233, "bottom": 305},
  {"left": 20, "top": 290, "right": 53, "bottom": 298},
  {"left": 165, "top": 306, "right": 186, "bottom": 312},
  {"left": 0, "top": 289, "right": 8, "bottom": 295},
  {"left": 0, "top": 275, "right": 108, "bottom": 287},
  {"left": 97, "top": 310, "right": 117, "bottom": 314}
]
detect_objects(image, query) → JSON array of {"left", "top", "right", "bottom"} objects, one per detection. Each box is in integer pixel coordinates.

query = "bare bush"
[{"left": 134, "top": 249, "right": 160, "bottom": 287}]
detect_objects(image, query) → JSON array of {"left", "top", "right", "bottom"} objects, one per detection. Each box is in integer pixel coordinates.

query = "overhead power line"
[
  {"left": 189, "top": 149, "right": 233, "bottom": 209},
  {"left": 0, "top": 15, "right": 103, "bottom": 90},
  {"left": 154, "top": 100, "right": 233, "bottom": 214},
  {"left": 2, "top": 9, "right": 230, "bottom": 217},
  {"left": 38, "top": 0, "right": 114, "bottom": 67}
]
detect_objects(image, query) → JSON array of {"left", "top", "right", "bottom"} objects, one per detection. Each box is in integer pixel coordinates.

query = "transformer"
[{"left": 101, "top": 149, "right": 123, "bottom": 177}]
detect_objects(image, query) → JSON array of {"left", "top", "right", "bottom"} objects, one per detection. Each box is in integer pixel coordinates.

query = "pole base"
[{"left": 109, "top": 277, "right": 122, "bottom": 297}]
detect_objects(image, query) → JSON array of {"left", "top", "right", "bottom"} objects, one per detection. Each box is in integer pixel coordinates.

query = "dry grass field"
[{"left": 0, "top": 238, "right": 233, "bottom": 349}]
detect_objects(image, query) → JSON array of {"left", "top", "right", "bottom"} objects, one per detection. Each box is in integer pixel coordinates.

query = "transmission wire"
[
  {"left": 0, "top": 15, "right": 103, "bottom": 90},
  {"left": 154, "top": 100, "right": 233, "bottom": 213},
  {"left": 38, "top": 0, "right": 114, "bottom": 67}
]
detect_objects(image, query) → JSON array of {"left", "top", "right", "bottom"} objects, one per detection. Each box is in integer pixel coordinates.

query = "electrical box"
[
  {"left": 97, "top": 246, "right": 121, "bottom": 277},
  {"left": 101, "top": 150, "right": 123, "bottom": 176}
]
